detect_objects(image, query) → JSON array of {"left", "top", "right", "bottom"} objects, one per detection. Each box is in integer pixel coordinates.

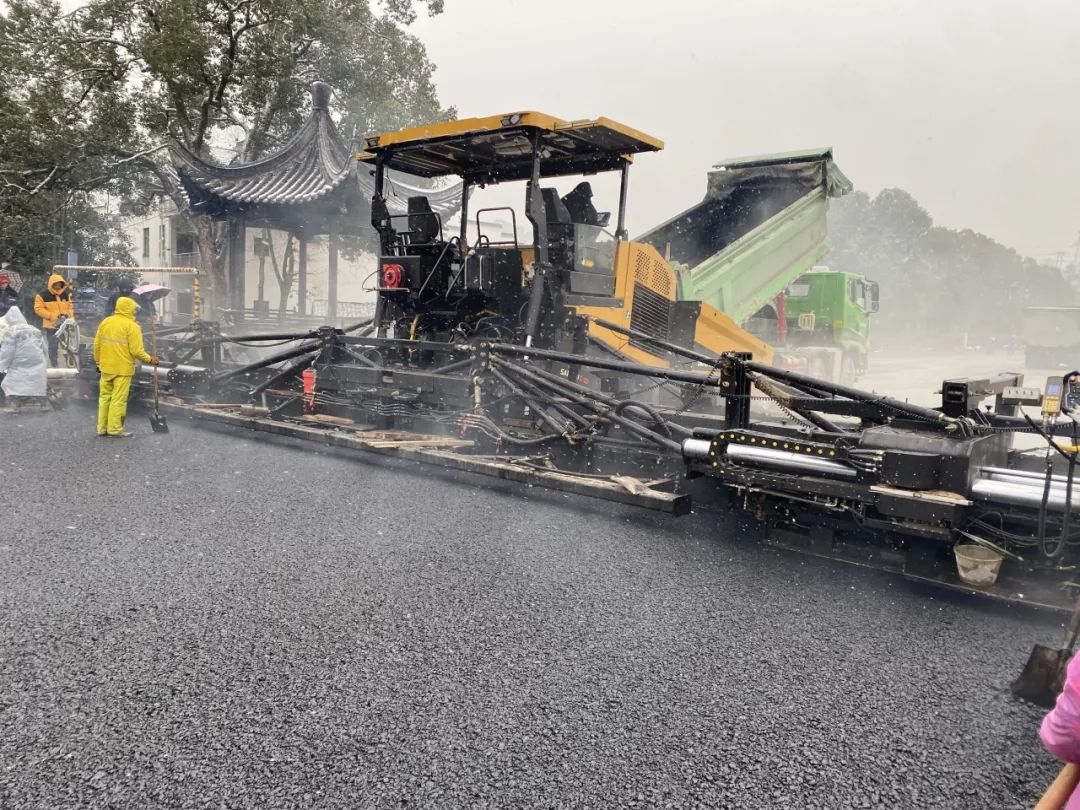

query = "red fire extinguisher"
[{"left": 302, "top": 367, "right": 316, "bottom": 413}]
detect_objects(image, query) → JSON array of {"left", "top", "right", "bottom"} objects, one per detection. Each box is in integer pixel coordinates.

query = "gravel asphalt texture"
[{"left": 0, "top": 405, "right": 1070, "bottom": 808}]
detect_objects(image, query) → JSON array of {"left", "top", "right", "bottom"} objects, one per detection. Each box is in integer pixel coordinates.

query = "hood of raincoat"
[
  {"left": 4, "top": 305, "right": 27, "bottom": 327},
  {"left": 47, "top": 273, "right": 67, "bottom": 293},
  {"left": 114, "top": 296, "right": 138, "bottom": 318}
]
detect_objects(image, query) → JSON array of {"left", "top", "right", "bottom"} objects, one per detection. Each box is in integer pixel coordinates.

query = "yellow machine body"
[
  {"left": 359, "top": 110, "right": 774, "bottom": 366},
  {"left": 572, "top": 241, "right": 774, "bottom": 367}
]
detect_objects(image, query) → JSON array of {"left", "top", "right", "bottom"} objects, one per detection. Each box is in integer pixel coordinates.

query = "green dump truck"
[{"left": 637, "top": 148, "right": 878, "bottom": 381}]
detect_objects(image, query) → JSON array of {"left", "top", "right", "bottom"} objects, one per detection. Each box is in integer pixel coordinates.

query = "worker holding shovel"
[{"left": 92, "top": 296, "right": 156, "bottom": 438}]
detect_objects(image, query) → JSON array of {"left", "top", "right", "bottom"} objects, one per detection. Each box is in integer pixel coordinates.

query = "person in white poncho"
[{"left": 0, "top": 306, "right": 48, "bottom": 411}]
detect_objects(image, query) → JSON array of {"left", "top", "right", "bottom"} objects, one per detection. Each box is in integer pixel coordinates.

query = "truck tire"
[
  {"left": 807, "top": 355, "right": 832, "bottom": 381},
  {"left": 840, "top": 354, "right": 857, "bottom": 386}
]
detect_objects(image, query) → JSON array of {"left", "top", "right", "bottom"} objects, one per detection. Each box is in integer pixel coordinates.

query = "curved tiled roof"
[
  {"left": 172, "top": 83, "right": 351, "bottom": 212},
  {"left": 172, "top": 83, "right": 463, "bottom": 228}
]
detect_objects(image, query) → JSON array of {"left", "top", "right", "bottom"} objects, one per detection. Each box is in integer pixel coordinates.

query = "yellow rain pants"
[{"left": 97, "top": 373, "right": 133, "bottom": 436}]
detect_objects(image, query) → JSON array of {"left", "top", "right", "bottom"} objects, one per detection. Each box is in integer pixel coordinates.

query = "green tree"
[
  {"left": 828, "top": 188, "right": 1073, "bottom": 349},
  {"left": 0, "top": 0, "right": 142, "bottom": 291},
  {"left": 1, "top": 0, "right": 451, "bottom": 313}
]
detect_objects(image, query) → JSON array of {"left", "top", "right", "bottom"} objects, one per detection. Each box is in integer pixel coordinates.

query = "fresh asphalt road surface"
[{"left": 0, "top": 405, "right": 1068, "bottom": 808}]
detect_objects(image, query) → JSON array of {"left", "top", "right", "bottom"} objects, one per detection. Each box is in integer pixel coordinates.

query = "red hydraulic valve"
[
  {"left": 381, "top": 264, "right": 404, "bottom": 289},
  {"left": 302, "top": 367, "right": 317, "bottom": 412}
]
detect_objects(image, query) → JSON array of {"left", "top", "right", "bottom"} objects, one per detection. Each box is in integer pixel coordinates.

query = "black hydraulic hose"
[
  {"left": 509, "top": 353, "right": 622, "bottom": 405},
  {"left": 494, "top": 356, "right": 691, "bottom": 438},
  {"left": 460, "top": 413, "right": 567, "bottom": 448},
  {"left": 588, "top": 319, "right": 831, "bottom": 422},
  {"left": 268, "top": 394, "right": 300, "bottom": 418},
  {"left": 488, "top": 342, "right": 721, "bottom": 389},
  {"left": 751, "top": 373, "right": 847, "bottom": 434},
  {"left": 744, "top": 360, "right": 951, "bottom": 426},
  {"left": 343, "top": 319, "right": 373, "bottom": 333},
  {"left": 1022, "top": 409, "right": 1067, "bottom": 558},
  {"left": 1022, "top": 411, "right": 1078, "bottom": 462},
  {"left": 174, "top": 344, "right": 206, "bottom": 366},
  {"left": 213, "top": 340, "right": 321, "bottom": 383},
  {"left": 154, "top": 325, "right": 198, "bottom": 338},
  {"left": 216, "top": 331, "right": 318, "bottom": 344},
  {"left": 337, "top": 334, "right": 465, "bottom": 354},
  {"left": 614, "top": 400, "right": 674, "bottom": 439},
  {"left": 488, "top": 365, "right": 571, "bottom": 437},
  {"left": 1063, "top": 457, "right": 1077, "bottom": 557},
  {"left": 1056, "top": 420, "right": 1079, "bottom": 560},
  {"left": 796, "top": 409, "right": 847, "bottom": 435},
  {"left": 495, "top": 363, "right": 594, "bottom": 430},
  {"left": 431, "top": 357, "right": 473, "bottom": 375},
  {"left": 493, "top": 357, "right": 682, "bottom": 453},
  {"left": 1038, "top": 454, "right": 1053, "bottom": 554},
  {"left": 587, "top": 316, "right": 717, "bottom": 365},
  {"left": 250, "top": 349, "right": 321, "bottom": 397},
  {"left": 764, "top": 375, "right": 841, "bottom": 402},
  {"left": 418, "top": 236, "right": 461, "bottom": 297},
  {"left": 522, "top": 269, "right": 547, "bottom": 346},
  {"left": 338, "top": 346, "right": 381, "bottom": 368},
  {"left": 586, "top": 334, "right": 635, "bottom": 360}
]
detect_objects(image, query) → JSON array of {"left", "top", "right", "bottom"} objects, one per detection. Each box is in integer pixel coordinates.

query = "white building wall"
[
  {"left": 243, "top": 228, "right": 377, "bottom": 317},
  {"left": 117, "top": 204, "right": 193, "bottom": 322},
  {"left": 119, "top": 202, "right": 377, "bottom": 323}
]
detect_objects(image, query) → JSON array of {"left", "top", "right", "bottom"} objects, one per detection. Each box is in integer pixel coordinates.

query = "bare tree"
[{"left": 262, "top": 226, "right": 296, "bottom": 318}]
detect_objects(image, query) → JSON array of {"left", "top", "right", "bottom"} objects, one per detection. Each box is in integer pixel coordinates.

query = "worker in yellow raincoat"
[{"left": 93, "top": 296, "right": 156, "bottom": 438}]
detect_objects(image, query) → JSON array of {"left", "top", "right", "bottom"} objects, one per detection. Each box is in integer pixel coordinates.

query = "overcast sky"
[{"left": 409, "top": 0, "right": 1080, "bottom": 262}]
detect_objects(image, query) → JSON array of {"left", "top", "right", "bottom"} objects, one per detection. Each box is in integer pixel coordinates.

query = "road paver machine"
[{"left": 107, "top": 112, "right": 1080, "bottom": 612}]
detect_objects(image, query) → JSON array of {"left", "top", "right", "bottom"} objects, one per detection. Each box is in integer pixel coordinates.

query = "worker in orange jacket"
[
  {"left": 33, "top": 273, "right": 73, "bottom": 366},
  {"left": 93, "top": 296, "right": 156, "bottom": 437}
]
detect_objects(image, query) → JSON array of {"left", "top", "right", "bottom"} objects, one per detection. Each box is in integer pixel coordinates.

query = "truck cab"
[{"left": 783, "top": 269, "right": 878, "bottom": 377}]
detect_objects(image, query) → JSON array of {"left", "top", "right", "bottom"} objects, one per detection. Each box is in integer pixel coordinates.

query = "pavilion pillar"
[
  {"left": 297, "top": 229, "right": 308, "bottom": 316},
  {"left": 328, "top": 224, "right": 339, "bottom": 322},
  {"left": 228, "top": 218, "right": 247, "bottom": 312}
]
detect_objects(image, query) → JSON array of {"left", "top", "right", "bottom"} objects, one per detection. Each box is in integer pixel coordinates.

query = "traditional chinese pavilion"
[{"left": 170, "top": 82, "right": 459, "bottom": 318}]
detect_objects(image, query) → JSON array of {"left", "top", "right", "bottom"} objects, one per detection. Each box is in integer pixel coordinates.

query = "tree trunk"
[
  {"left": 264, "top": 227, "right": 296, "bottom": 317},
  {"left": 278, "top": 235, "right": 295, "bottom": 317},
  {"left": 194, "top": 215, "right": 229, "bottom": 318}
]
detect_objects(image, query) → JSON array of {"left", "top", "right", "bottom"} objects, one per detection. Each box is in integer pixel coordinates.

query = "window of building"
[
  {"left": 142, "top": 227, "right": 150, "bottom": 258},
  {"left": 175, "top": 232, "right": 196, "bottom": 255},
  {"left": 159, "top": 223, "right": 166, "bottom": 258}
]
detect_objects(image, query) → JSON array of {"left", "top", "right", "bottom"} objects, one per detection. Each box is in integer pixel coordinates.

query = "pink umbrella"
[{"left": 133, "top": 283, "right": 171, "bottom": 302}]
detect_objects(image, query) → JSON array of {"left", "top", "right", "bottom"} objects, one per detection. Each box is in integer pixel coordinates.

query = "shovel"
[
  {"left": 1035, "top": 763, "right": 1080, "bottom": 810},
  {"left": 148, "top": 315, "right": 168, "bottom": 433},
  {"left": 1013, "top": 594, "right": 1080, "bottom": 708}
]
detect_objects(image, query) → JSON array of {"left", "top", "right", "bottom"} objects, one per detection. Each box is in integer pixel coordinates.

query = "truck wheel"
[
  {"left": 808, "top": 355, "right": 831, "bottom": 381},
  {"left": 840, "top": 354, "right": 857, "bottom": 385}
]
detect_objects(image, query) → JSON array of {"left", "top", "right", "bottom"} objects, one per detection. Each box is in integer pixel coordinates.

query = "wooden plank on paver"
[{"left": 169, "top": 403, "right": 689, "bottom": 514}]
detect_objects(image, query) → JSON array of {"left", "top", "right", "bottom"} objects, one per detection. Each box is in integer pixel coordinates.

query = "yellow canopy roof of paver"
[{"left": 357, "top": 112, "right": 663, "bottom": 183}]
